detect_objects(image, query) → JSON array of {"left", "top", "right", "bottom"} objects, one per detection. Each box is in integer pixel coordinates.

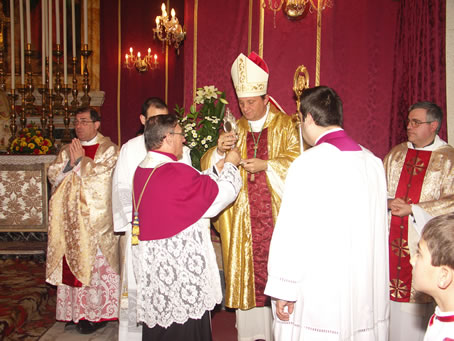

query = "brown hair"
[{"left": 422, "top": 213, "right": 454, "bottom": 269}]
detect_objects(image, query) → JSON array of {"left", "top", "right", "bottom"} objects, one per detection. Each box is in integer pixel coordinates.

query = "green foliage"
[{"left": 175, "top": 86, "right": 228, "bottom": 170}]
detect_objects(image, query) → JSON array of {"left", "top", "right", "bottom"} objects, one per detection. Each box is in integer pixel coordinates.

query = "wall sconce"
[
  {"left": 124, "top": 47, "right": 159, "bottom": 73},
  {"left": 153, "top": 3, "right": 186, "bottom": 54}
]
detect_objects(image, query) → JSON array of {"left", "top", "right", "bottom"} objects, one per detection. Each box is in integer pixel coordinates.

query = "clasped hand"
[
  {"left": 388, "top": 198, "right": 412, "bottom": 217},
  {"left": 69, "top": 138, "right": 85, "bottom": 167}
]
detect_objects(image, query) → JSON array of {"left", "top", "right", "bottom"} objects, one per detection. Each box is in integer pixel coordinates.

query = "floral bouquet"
[
  {"left": 175, "top": 85, "right": 228, "bottom": 170},
  {"left": 9, "top": 123, "right": 55, "bottom": 155}
]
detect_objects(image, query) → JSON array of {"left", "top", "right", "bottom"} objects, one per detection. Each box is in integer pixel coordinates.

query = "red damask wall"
[{"left": 100, "top": 0, "right": 446, "bottom": 159}]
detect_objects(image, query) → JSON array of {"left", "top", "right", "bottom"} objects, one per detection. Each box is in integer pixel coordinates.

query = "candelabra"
[
  {"left": 80, "top": 44, "right": 92, "bottom": 107},
  {"left": 124, "top": 48, "right": 159, "bottom": 73},
  {"left": 71, "top": 57, "right": 79, "bottom": 110},
  {"left": 62, "top": 87, "right": 71, "bottom": 143},
  {"left": 25, "top": 43, "right": 35, "bottom": 115},
  {"left": 7, "top": 90, "right": 17, "bottom": 148},
  {"left": 153, "top": 3, "right": 186, "bottom": 53},
  {"left": 53, "top": 44, "right": 64, "bottom": 111}
]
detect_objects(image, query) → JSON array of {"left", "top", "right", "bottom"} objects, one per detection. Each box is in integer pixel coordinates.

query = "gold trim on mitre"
[{"left": 231, "top": 53, "right": 268, "bottom": 98}]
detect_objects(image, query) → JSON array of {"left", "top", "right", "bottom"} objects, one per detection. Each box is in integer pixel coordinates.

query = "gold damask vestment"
[
  {"left": 46, "top": 133, "right": 120, "bottom": 286},
  {"left": 201, "top": 104, "right": 300, "bottom": 310},
  {"left": 384, "top": 141, "right": 454, "bottom": 303}
]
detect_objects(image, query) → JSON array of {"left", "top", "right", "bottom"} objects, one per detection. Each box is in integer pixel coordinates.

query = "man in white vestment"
[
  {"left": 112, "top": 97, "right": 191, "bottom": 340},
  {"left": 384, "top": 101, "right": 454, "bottom": 341},
  {"left": 132, "top": 114, "right": 242, "bottom": 340},
  {"left": 265, "top": 86, "right": 390, "bottom": 341}
]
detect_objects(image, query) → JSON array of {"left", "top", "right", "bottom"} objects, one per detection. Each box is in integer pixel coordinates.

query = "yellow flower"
[
  {"left": 28, "top": 143, "right": 35, "bottom": 149},
  {"left": 42, "top": 146, "right": 49, "bottom": 152},
  {"left": 20, "top": 141, "right": 27, "bottom": 147}
]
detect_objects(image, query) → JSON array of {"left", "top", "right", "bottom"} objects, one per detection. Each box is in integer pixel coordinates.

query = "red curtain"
[
  {"left": 389, "top": 0, "right": 446, "bottom": 148},
  {"left": 183, "top": 0, "right": 400, "bottom": 158}
]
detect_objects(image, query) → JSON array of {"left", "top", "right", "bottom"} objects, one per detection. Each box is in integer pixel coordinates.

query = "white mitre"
[{"left": 231, "top": 52, "right": 269, "bottom": 98}]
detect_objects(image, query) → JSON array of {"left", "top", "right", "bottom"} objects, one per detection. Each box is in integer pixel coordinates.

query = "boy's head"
[{"left": 412, "top": 213, "right": 454, "bottom": 300}]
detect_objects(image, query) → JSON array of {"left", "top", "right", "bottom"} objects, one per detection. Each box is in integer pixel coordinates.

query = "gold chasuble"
[
  {"left": 46, "top": 133, "right": 120, "bottom": 286},
  {"left": 201, "top": 103, "right": 300, "bottom": 310},
  {"left": 384, "top": 141, "right": 454, "bottom": 303}
]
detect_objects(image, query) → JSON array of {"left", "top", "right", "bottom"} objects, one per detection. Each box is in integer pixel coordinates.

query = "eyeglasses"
[
  {"left": 169, "top": 132, "right": 185, "bottom": 136},
  {"left": 73, "top": 119, "right": 95, "bottom": 126},
  {"left": 406, "top": 119, "right": 434, "bottom": 128}
]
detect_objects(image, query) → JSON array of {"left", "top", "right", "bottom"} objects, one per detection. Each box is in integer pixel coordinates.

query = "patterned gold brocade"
[
  {"left": 46, "top": 134, "right": 120, "bottom": 286},
  {"left": 201, "top": 104, "right": 300, "bottom": 310},
  {"left": 384, "top": 142, "right": 454, "bottom": 303}
]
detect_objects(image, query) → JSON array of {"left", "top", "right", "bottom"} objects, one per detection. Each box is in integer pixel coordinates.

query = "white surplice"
[
  {"left": 111, "top": 134, "right": 191, "bottom": 340},
  {"left": 265, "top": 142, "right": 390, "bottom": 341}
]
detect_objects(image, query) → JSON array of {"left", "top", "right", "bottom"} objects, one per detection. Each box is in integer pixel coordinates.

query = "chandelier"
[
  {"left": 124, "top": 48, "right": 159, "bottom": 73},
  {"left": 153, "top": 3, "right": 186, "bottom": 53}
]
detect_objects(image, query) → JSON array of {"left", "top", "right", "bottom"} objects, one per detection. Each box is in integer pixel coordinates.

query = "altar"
[{"left": 0, "top": 155, "right": 56, "bottom": 232}]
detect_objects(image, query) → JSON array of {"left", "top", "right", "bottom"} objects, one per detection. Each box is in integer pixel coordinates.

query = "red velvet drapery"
[{"left": 389, "top": 0, "right": 447, "bottom": 148}]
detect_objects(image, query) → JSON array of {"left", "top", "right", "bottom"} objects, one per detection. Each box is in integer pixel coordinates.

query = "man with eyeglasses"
[
  {"left": 111, "top": 97, "right": 192, "bottom": 340},
  {"left": 384, "top": 101, "right": 454, "bottom": 341},
  {"left": 46, "top": 107, "right": 120, "bottom": 334},
  {"left": 133, "top": 114, "right": 242, "bottom": 340}
]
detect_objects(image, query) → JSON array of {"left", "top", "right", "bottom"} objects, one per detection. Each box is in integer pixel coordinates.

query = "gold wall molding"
[{"left": 193, "top": 0, "right": 198, "bottom": 100}]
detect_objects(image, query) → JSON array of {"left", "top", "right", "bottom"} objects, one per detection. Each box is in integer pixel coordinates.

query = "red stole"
[
  {"left": 134, "top": 161, "right": 219, "bottom": 241},
  {"left": 246, "top": 128, "right": 273, "bottom": 306},
  {"left": 389, "top": 148, "right": 432, "bottom": 301},
  {"left": 62, "top": 143, "right": 99, "bottom": 287}
]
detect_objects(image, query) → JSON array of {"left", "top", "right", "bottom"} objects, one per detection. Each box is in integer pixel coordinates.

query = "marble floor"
[
  {"left": 39, "top": 309, "right": 237, "bottom": 340},
  {"left": 40, "top": 321, "right": 118, "bottom": 340}
]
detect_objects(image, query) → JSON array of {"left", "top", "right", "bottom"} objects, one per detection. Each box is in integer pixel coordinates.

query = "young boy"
[{"left": 412, "top": 213, "right": 454, "bottom": 340}]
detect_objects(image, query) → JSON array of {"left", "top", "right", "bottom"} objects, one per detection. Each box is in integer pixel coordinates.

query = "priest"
[
  {"left": 384, "top": 101, "right": 454, "bottom": 341},
  {"left": 201, "top": 52, "right": 300, "bottom": 340},
  {"left": 265, "top": 86, "right": 389, "bottom": 340},
  {"left": 46, "top": 107, "right": 120, "bottom": 334},
  {"left": 111, "top": 97, "right": 191, "bottom": 340},
  {"left": 133, "top": 114, "right": 242, "bottom": 340}
]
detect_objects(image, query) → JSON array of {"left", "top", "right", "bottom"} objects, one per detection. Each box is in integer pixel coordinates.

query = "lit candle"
[
  {"left": 154, "top": 54, "right": 157, "bottom": 63},
  {"left": 71, "top": 0, "right": 76, "bottom": 57},
  {"left": 148, "top": 48, "right": 151, "bottom": 56},
  {"left": 25, "top": 0, "right": 30, "bottom": 44},
  {"left": 19, "top": 0, "right": 25, "bottom": 85},
  {"left": 161, "top": 3, "right": 166, "bottom": 14},
  {"left": 171, "top": 8, "right": 175, "bottom": 20},
  {"left": 63, "top": 0, "right": 67, "bottom": 84},
  {"left": 129, "top": 47, "right": 133, "bottom": 57},
  {"left": 125, "top": 54, "right": 128, "bottom": 66},
  {"left": 48, "top": 0, "right": 53, "bottom": 89},
  {"left": 41, "top": 0, "right": 46, "bottom": 84},
  {"left": 137, "top": 51, "right": 141, "bottom": 59},
  {"left": 55, "top": 0, "right": 60, "bottom": 44},
  {"left": 10, "top": 0, "right": 15, "bottom": 90},
  {"left": 83, "top": 0, "right": 88, "bottom": 45}
]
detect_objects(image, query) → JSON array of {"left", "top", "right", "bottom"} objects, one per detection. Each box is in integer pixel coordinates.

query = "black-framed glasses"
[
  {"left": 405, "top": 119, "right": 434, "bottom": 128},
  {"left": 73, "top": 119, "right": 95, "bottom": 126}
]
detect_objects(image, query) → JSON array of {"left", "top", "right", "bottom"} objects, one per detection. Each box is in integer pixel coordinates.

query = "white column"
[
  {"left": 63, "top": 0, "right": 67, "bottom": 84},
  {"left": 48, "top": 0, "right": 53, "bottom": 89},
  {"left": 10, "top": 0, "right": 15, "bottom": 90},
  {"left": 19, "top": 0, "right": 24, "bottom": 85}
]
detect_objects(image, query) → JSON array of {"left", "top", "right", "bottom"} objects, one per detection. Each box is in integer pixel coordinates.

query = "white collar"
[
  {"left": 314, "top": 127, "right": 343, "bottom": 145},
  {"left": 248, "top": 104, "right": 270, "bottom": 132},
  {"left": 80, "top": 134, "right": 98, "bottom": 146},
  {"left": 407, "top": 135, "right": 447, "bottom": 151},
  {"left": 140, "top": 151, "right": 176, "bottom": 168}
]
